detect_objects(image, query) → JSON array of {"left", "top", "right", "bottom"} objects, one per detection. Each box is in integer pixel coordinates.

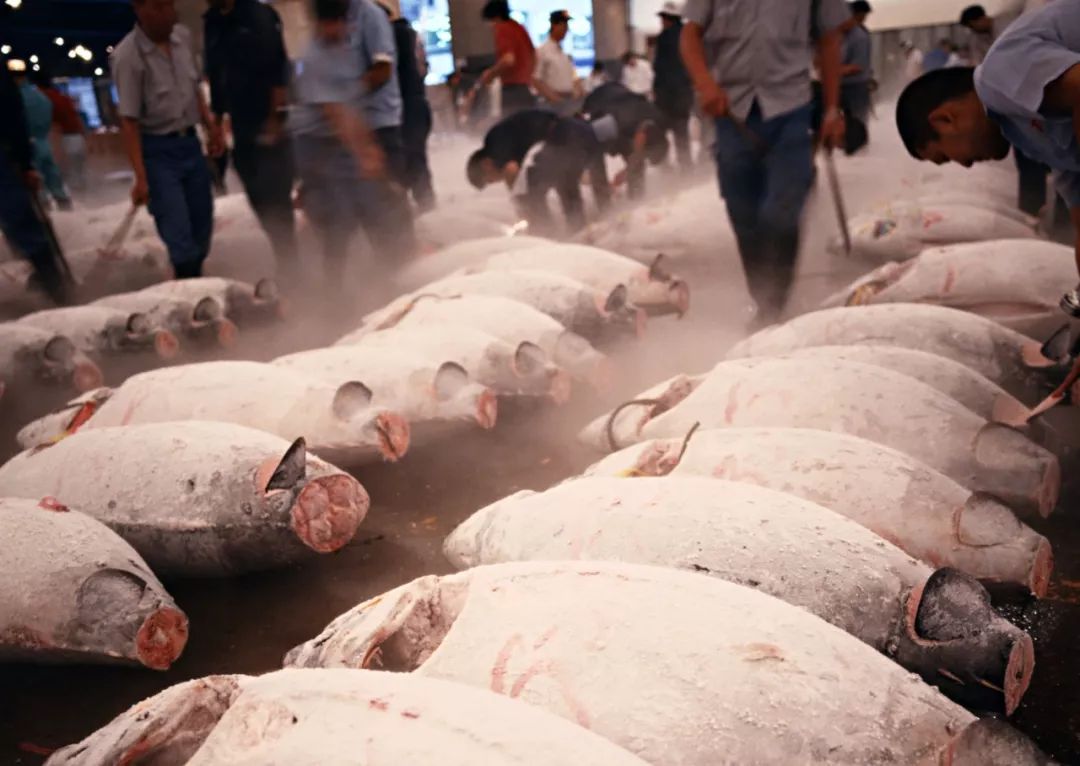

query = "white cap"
[{"left": 658, "top": 1, "right": 683, "bottom": 17}]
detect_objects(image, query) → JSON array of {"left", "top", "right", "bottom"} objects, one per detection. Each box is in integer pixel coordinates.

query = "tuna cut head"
[
  {"left": 185, "top": 297, "right": 239, "bottom": 348},
  {"left": 892, "top": 568, "right": 1034, "bottom": 717},
  {"left": 587, "top": 284, "right": 648, "bottom": 341},
  {"left": 37, "top": 336, "right": 104, "bottom": 393},
  {"left": 254, "top": 438, "right": 369, "bottom": 555},
  {"left": 326, "top": 382, "right": 411, "bottom": 462},
  {"left": 103, "top": 312, "right": 180, "bottom": 359},
  {"left": 504, "top": 341, "right": 572, "bottom": 403},
  {"left": 630, "top": 255, "right": 690, "bottom": 317},
  {"left": 431, "top": 362, "right": 498, "bottom": 429}
]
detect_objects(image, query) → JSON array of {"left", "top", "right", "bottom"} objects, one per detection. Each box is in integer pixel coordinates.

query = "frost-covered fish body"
[
  {"left": 0, "top": 325, "right": 102, "bottom": 396},
  {"left": 76, "top": 360, "right": 410, "bottom": 463},
  {"left": 584, "top": 428, "right": 1052, "bottom": 595},
  {"left": 46, "top": 669, "right": 649, "bottom": 766},
  {"left": 16, "top": 305, "right": 180, "bottom": 359},
  {"left": 835, "top": 201, "right": 1039, "bottom": 262},
  {"left": 339, "top": 326, "right": 571, "bottom": 403},
  {"left": 822, "top": 240, "right": 1075, "bottom": 339},
  {"left": 445, "top": 476, "right": 1035, "bottom": 713},
  {"left": 727, "top": 304, "right": 1061, "bottom": 401},
  {"left": 0, "top": 422, "right": 369, "bottom": 576},
  {"left": 0, "top": 497, "right": 188, "bottom": 669},
  {"left": 618, "top": 357, "right": 1060, "bottom": 518},
  {"left": 272, "top": 346, "right": 498, "bottom": 437},
  {"left": 285, "top": 561, "right": 1048, "bottom": 766},
  {"left": 343, "top": 294, "right": 609, "bottom": 390},
  {"left": 396, "top": 235, "right": 553, "bottom": 289},
  {"left": 94, "top": 290, "right": 238, "bottom": 348},
  {"left": 372, "top": 269, "right": 643, "bottom": 341},
  {"left": 137, "top": 276, "right": 282, "bottom": 325}
]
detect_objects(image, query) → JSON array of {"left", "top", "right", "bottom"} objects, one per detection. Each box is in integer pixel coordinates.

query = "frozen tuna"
[
  {"left": 0, "top": 496, "right": 188, "bottom": 669},
  {"left": 369, "top": 269, "right": 644, "bottom": 341},
  {"left": 341, "top": 294, "right": 609, "bottom": 390},
  {"left": 0, "top": 325, "right": 102, "bottom": 397},
  {"left": 272, "top": 346, "right": 498, "bottom": 437},
  {"left": 584, "top": 427, "right": 1052, "bottom": 595},
  {"left": 47, "top": 670, "right": 649, "bottom": 766},
  {"left": 396, "top": 235, "right": 553, "bottom": 289},
  {"left": 591, "top": 357, "right": 1060, "bottom": 518},
  {"left": 16, "top": 305, "right": 180, "bottom": 359},
  {"left": 416, "top": 208, "right": 518, "bottom": 251},
  {"left": 339, "top": 326, "right": 571, "bottom": 403},
  {"left": 286, "top": 561, "right": 1048, "bottom": 766},
  {"left": 94, "top": 290, "right": 238, "bottom": 348},
  {"left": 822, "top": 239, "right": 1075, "bottom": 339},
  {"left": 138, "top": 277, "right": 282, "bottom": 326},
  {"left": 833, "top": 200, "right": 1039, "bottom": 262},
  {"left": 445, "top": 476, "right": 1034, "bottom": 713},
  {"left": 0, "top": 422, "right": 369, "bottom": 576},
  {"left": 727, "top": 304, "right": 1064, "bottom": 401},
  {"left": 73, "top": 360, "right": 410, "bottom": 463}
]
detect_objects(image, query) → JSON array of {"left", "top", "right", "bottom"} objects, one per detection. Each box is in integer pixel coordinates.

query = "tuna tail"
[
  {"left": 894, "top": 568, "right": 1034, "bottom": 717},
  {"left": 945, "top": 717, "right": 1056, "bottom": 766}
]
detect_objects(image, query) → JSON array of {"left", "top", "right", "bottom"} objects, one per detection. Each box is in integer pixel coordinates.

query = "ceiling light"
[
  {"left": 106, "top": 45, "right": 114, "bottom": 53},
  {"left": 0, "top": 45, "right": 10, "bottom": 55},
  {"left": 55, "top": 37, "right": 64, "bottom": 46},
  {"left": 5, "top": 0, "right": 23, "bottom": 9},
  {"left": 28, "top": 54, "right": 37, "bottom": 63},
  {"left": 32, "top": 64, "right": 39, "bottom": 71},
  {"left": 94, "top": 67, "right": 103, "bottom": 76},
  {"left": 67, "top": 50, "right": 76, "bottom": 59}
]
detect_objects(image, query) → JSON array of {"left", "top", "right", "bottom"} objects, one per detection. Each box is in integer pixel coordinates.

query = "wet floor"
[{"left": 3, "top": 161, "right": 1080, "bottom": 763}]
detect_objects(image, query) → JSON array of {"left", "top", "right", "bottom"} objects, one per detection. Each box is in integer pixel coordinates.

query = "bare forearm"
[
  {"left": 119, "top": 118, "right": 146, "bottom": 180},
  {"left": 679, "top": 23, "right": 713, "bottom": 92},
  {"left": 196, "top": 89, "right": 218, "bottom": 132},
  {"left": 322, "top": 102, "right": 373, "bottom": 158},
  {"left": 480, "top": 55, "right": 513, "bottom": 87},
  {"left": 364, "top": 62, "right": 392, "bottom": 92},
  {"left": 817, "top": 29, "right": 843, "bottom": 111}
]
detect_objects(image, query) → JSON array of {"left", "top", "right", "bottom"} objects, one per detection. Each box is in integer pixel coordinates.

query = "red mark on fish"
[
  {"left": 941, "top": 265, "right": 957, "bottom": 295},
  {"left": 491, "top": 629, "right": 591, "bottom": 729},
  {"left": 922, "top": 212, "right": 944, "bottom": 229},
  {"left": 724, "top": 382, "right": 741, "bottom": 424}
]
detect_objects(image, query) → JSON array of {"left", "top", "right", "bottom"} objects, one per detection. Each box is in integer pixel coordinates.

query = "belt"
[{"left": 146, "top": 126, "right": 197, "bottom": 139}]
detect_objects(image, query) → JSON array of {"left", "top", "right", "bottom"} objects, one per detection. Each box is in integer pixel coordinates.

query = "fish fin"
[
  {"left": 267, "top": 437, "right": 307, "bottom": 490},
  {"left": 1039, "top": 324, "right": 1071, "bottom": 363},
  {"left": 604, "top": 284, "right": 629, "bottom": 313}
]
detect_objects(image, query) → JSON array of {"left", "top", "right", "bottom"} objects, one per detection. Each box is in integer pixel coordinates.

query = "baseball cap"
[
  {"left": 549, "top": 9, "right": 571, "bottom": 23},
  {"left": 658, "top": 1, "right": 682, "bottom": 17}
]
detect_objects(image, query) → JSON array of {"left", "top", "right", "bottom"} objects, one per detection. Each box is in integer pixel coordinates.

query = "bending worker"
[
  {"left": 466, "top": 108, "right": 611, "bottom": 235},
  {"left": 894, "top": 0, "right": 1080, "bottom": 310},
  {"left": 583, "top": 81, "right": 670, "bottom": 199}
]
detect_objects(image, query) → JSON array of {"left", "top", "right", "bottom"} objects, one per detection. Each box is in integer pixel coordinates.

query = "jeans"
[
  {"left": 0, "top": 155, "right": 69, "bottom": 303},
  {"left": 30, "top": 137, "right": 70, "bottom": 205},
  {"left": 714, "top": 101, "right": 814, "bottom": 321},
  {"left": 142, "top": 133, "right": 214, "bottom": 278},
  {"left": 232, "top": 133, "right": 299, "bottom": 271},
  {"left": 401, "top": 99, "right": 435, "bottom": 210},
  {"left": 60, "top": 134, "right": 87, "bottom": 191},
  {"left": 840, "top": 81, "right": 872, "bottom": 124},
  {"left": 373, "top": 126, "right": 417, "bottom": 259}
]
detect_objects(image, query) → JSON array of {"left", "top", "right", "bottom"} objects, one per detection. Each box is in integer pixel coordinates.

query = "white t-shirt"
[
  {"left": 621, "top": 59, "right": 654, "bottom": 96},
  {"left": 536, "top": 37, "right": 577, "bottom": 93}
]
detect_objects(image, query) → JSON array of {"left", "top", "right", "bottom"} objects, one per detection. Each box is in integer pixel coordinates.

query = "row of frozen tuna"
[{"left": 0, "top": 276, "right": 281, "bottom": 405}]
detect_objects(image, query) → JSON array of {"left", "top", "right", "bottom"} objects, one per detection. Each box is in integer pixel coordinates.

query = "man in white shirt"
[
  {"left": 533, "top": 10, "right": 582, "bottom": 114},
  {"left": 621, "top": 51, "right": 654, "bottom": 97}
]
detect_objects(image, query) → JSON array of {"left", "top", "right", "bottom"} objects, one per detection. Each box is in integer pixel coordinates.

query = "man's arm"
[
  {"left": 679, "top": 22, "right": 726, "bottom": 116},
  {"left": 322, "top": 102, "right": 385, "bottom": 178},
  {"left": 1042, "top": 61, "right": 1080, "bottom": 145},
  {"left": 196, "top": 86, "right": 225, "bottom": 157},
  {"left": 816, "top": 27, "right": 844, "bottom": 147},
  {"left": 361, "top": 2, "right": 397, "bottom": 92},
  {"left": 119, "top": 117, "right": 149, "bottom": 206}
]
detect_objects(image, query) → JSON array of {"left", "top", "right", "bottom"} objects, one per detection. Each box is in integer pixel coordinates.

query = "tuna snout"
[
  {"left": 153, "top": 330, "right": 181, "bottom": 359},
  {"left": 895, "top": 568, "right": 1034, "bottom": 716},
  {"left": 373, "top": 412, "right": 410, "bottom": 462},
  {"left": 476, "top": 388, "right": 498, "bottom": 429},
  {"left": 136, "top": 607, "right": 189, "bottom": 671},
  {"left": 72, "top": 357, "right": 105, "bottom": 393},
  {"left": 548, "top": 369, "right": 573, "bottom": 404},
  {"left": 290, "top": 473, "right": 369, "bottom": 554}
]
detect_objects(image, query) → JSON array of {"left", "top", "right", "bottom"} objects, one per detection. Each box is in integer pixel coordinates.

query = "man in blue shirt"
[
  {"left": 895, "top": 0, "right": 1080, "bottom": 297},
  {"left": 840, "top": 1, "right": 873, "bottom": 126}
]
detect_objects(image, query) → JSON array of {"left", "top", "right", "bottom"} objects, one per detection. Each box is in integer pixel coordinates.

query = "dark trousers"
[
  {"left": 373, "top": 125, "right": 417, "bottom": 259},
  {"left": 1016, "top": 149, "right": 1050, "bottom": 217},
  {"left": 520, "top": 119, "right": 610, "bottom": 235},
  {"left": 232, "top": 133, "right": 299, "bottom": 271},
  {"left": 501, "top": 83, "right": 536, "bottom": 116},
  {"left": 0, "top": 155, "right": 69, "bottom": 303},
  {"left": 401, "top": 99, "right": 435, "bottom": 210},
  {"left": 713, "top": 101, "right": 814, "bottom": 322},
  {"left": 142, "top": 133, "right": 214, "bottom": 278},
  {"left": 656, "top": 98, "right": 693, "bottom": 169},
  {"left": 840, "top": 81, "right": 871, "bottom": 124}
]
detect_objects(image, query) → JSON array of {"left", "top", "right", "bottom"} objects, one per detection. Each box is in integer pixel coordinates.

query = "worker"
[
  {"left": 466, "top": 108, "right": 611, "bottom": 235},
  {"left": 959, "top": 4, "right": 996, "bottom": 65},
  {"left": 620, "top": 51, "right": 653, "bottom": 97},
  {"left": 378, "top": 0, "right": 436, "bottom": 210},
  {"left": 465, "top": 0, "right": 536, "bottom": 117},
  {"left": 34, "top": 73, "right": 88, "bottom": 192},
  {"left": 922, "top": 39, "right": 953, "bottom": 73},
  {"left": 840, "top": 1, "right": 873, "bottom": 127},
  {"left": 13, "top": 67, "right": 71, "bottom": 211},
  {"left": 680, "top": 0, "right": 847, "bottom": 327},
  {"left": 900, "top": 41, "right": 924, "bottom": 83},
  {"left": 204, "top": 0, "right": 299, "bottom": 277},
  {"left": 894, "top": 0, "right": 1080, "bottom": 309},
  {"left": 652, "top": 1, "right": 693, "bottom": 169},
  {"left": 533, "top": 10, "right": 582, "bottom": 115},
  {"left": 291, "top": 0, "right": 386, "bottom": 286},
  {"left": 111, "top": 0, "right": 224, "bottom": 279},
  {"left": 583, "top": 82, "right": 669, "bottom": 199},
  {"left": 0, "top": 63, "right": 73, "bottom": 304}
]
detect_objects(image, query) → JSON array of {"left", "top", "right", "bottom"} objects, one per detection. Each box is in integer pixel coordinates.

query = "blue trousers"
[
  {"left": 714, "top": 101, "right": 813, "bottom": 320},
  {"left": 142, "top": 133, "right": 214, "bottom": 277}
]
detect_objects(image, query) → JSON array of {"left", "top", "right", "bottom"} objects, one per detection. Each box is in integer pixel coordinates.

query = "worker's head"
[
  {"left": 848, "top": 1, "right": 871, "bottom": 24},
  {"left": 959, "top": 4, "right": 992, "bottom": 33},
  {"left": 467, "top": 149, "right": 507, "bottom": 189},
  {"left": 622, "top": 51, "right": 637, "bottom": 67},
  {"left": 207, "top": 0, "right": 237, "bottom": 13},
  {"left": 658, "top": 1, "right": 682, "bottom": 28},
  {"left": 896, "top": 66, "right": 1009, "bottom": 168},
  {"left": 132, "top": 0, "right": 177, "bottom": 41},
  {"left": 481, "top": 0, "right": 511, "bottom": 22},
  {"left": 313, "top": 0, "right": 350, "bottom": 43},
  {"left": 549, "top": 10, "right": 570, "bottom": 41},
  {"left": 637, "top": 121, "right": 669, "bottom": 166},
  {"left": 29, "top": 69, "right": 53, "bottom": 89}
]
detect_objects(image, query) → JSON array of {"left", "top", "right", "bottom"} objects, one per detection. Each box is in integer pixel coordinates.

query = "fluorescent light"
[
  {"left": 54, "top": 37, "right": 64, "bottom": 46},
  {"left": 28, "top": 54, "right": 37, "bottom": 63},
  {"left": 0, "top": 45, "right": 10, "bottom": 55},
  {"left": 94, "top": 67, "right": 103, "bottom": 76}
]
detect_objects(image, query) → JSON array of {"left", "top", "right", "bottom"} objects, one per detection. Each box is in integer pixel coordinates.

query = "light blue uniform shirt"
[
  {"left": 842, "top": 25, "right": 872, "bottom": 85},
  {"left": 349, "top": 0, "right": 402, "bottom": 129},
  {"left": 291, "top": 35, "right": 363, "bottom": 140},
  {"left": 975, "top": 0, "right": 1080, "bottom": 205}
]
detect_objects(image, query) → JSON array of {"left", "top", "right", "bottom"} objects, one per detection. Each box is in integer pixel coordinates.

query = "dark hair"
[
  {"left": 314, "top": 0, "right": 349, "bottom": 21},
  {"left": 959, "top": 4, "right": 986, "bottom": 25},
  {"left": 466, "top": 149, "right": 490, "bottom": 189},
  {"left": 593, "top": 61, "right": 605, "bottom": 73},
  {"left": 895, "top": 67, "right": 976, "bottom": 158},
  {"left": 849, "top": 1, "right": 871, "bottom": 14},
  {"left": 481, "top": 0, "right": 510, "bottom": 20},
  {"left": 29, "top": 70, "right": 53, "bottom": 88}
]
